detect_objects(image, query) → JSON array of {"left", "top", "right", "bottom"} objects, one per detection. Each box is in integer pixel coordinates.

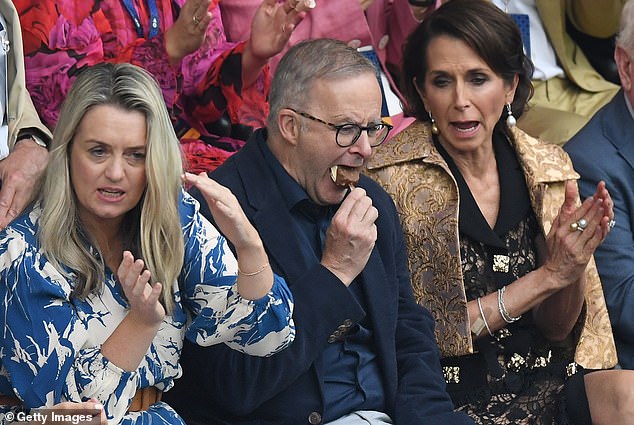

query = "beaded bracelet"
[
  {"left": 497, "top": 286, "right": 522, "bottom": 323},
  {"left": 477, "top": 297, "right": 494, "bottom": 337},
  {"left": 238, "top": 263, "right": 269, "bottom": 276}
]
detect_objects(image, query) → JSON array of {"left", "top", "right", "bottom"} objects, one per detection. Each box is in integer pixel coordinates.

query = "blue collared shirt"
[{"left": 257, "top": 133, "right": 385, "bottom": 421}]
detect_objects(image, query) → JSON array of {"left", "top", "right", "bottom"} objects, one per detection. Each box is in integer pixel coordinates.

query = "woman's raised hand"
[
  {"left": 165, "top": 0, "right": 213, "bottom": 65},
  {"left": 542, "top": 180, "right": 611, "bottom": 289},
  {"left": 247, "top": 0, "right": 310, "bottom": 62},
  {"left": 117, "top": 251, "right": 165, "bottom": 327},
  {"left": 183, "top": 172, "right": 262, "bottom": 252},
  {"left": 592, "top": 180, "right": 615, "bottom": 239}
]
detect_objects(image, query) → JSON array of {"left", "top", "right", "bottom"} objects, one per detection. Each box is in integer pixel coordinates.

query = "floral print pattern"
[
  {"left": 15, "top": 0, "right": 270, "bottom": 172},
  {"left": 0, "top": 192, "right": 294, "bottom": 424},
  {"left": 366, "top": 121, "right": 617, "bottom": 370}
]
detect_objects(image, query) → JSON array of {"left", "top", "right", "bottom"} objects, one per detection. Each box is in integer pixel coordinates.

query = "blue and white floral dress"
[{"left": 0, "top": 192, "right": 295, "bottom": 424}]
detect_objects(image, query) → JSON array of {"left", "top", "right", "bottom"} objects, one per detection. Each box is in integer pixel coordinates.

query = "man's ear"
[
  {"left": 277, "top": 108, "right": 300, "bottom": 146},
  {"left": 615, "top": 45, "right": 632, "bottom": 92}
]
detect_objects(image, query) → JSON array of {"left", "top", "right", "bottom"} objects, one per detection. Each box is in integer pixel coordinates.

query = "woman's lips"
[{"left": 97, "top": 188, "right": 125, "bottom": 200}]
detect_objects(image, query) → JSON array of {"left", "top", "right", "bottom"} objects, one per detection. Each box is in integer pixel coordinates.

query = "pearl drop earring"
[
  {"left": 428, "top": 111, "right": 439, "bottom": 135},
  {"left": 506, "top": 103, "right": 516, "bottom": 127}
]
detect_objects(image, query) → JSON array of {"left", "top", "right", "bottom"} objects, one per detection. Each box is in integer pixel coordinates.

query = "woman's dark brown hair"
[{"left": 401, "top": 0, "right": 534, "bottom": 131}]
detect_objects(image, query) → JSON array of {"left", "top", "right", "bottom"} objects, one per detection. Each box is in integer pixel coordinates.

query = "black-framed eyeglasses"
[{"left": 288, "top": 108, "right": 393, "bottom": 148}]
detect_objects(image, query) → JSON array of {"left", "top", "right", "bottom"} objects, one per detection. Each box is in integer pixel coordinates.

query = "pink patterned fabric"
[{"left": 16, "top": 0, "right": 270, "bottom": 171}]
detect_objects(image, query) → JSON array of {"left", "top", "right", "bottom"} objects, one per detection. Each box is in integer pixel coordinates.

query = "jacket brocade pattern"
[{"left": 366, "top": 121, "right": 617, "bottom": 370}]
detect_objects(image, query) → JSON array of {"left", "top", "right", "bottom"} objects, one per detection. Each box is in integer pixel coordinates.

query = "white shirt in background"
[{"left": 492, "top": 0, "right": 565, "bottom": 81}]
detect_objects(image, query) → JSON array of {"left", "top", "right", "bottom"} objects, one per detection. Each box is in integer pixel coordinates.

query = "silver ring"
[
  {"left": 569, "top": 219, "right": 586, "bottom": 232},
  {"left": 609, "top": 219, "right": 616, "bottom": 230},
  {"left": 193, "top": 15, "right": 200, "bottom": 24}
]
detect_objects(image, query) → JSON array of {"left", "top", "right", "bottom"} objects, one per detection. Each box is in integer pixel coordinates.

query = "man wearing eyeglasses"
[
  {"left": 219, "top": 0, "right": 440, "bottom": 140},
  {"left": 165, "top": 38, "right": 472, "bottom": 425}
]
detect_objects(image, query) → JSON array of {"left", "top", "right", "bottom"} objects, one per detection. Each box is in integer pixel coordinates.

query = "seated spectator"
[
  {"left": 0, "top": 9, "right": 112, "bottom": 422},
  {"left": 566, "top": 18, "right": 620, "bottom": 85},
  {"left": 489, "top": 0, "right": 621, "bottom": 145},
  {"left": 565, "top": 0, "right": 634, "bottom": 375},
  {"left": 165, "top": 38, "right": 474, "bottom": 425},
  {"left": 0, "top": 62, "right": 295, "bottom": 424},
  {"left": 14, "top": 0, "right": 306, "bottom": 172},
  {"left": 220, "top": 0, "right": 439, "bottom": 134},
  {"left": 366, "top": 1, "right": 634, "bottom": 423},
  {"left": 0, "top": 0, "right": 51, "bottom": 228}
]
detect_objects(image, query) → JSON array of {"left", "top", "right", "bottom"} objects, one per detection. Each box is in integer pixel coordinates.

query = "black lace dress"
[{"left": 436, "top": 134, "right": 577, "bottom": 425}]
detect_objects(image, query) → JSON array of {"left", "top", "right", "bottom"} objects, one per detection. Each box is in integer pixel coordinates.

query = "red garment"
[{"left": 16, "top": 0, "right": 269, "bottom": 172}]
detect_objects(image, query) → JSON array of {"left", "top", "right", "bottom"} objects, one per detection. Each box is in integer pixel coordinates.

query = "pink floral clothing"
[{"left": 15, "top": 0, "right": 270, "bottom": 171}]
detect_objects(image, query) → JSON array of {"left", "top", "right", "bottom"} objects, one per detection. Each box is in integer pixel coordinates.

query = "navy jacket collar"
[{"left": 602, "top": 91, "right": 634, "bottom": 171}]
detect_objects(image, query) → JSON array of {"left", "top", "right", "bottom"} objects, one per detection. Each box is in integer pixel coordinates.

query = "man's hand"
[
  {"left": 321, "top": 187, "right": 378, "bottom": 285},
  {"left": 0, "top": 139, "right": 48, "bottom": 229}
]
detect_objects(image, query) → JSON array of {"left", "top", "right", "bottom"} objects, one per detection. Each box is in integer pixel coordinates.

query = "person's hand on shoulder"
[{"left": 0, "top": 138, "right": 49, "bottom": 229}]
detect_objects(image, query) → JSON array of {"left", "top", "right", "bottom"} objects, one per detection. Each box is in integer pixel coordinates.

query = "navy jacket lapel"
[
  {"left": 230, "top": 141, "right": 398, "bottom": 349},
  {"left": 361, "top": 247, "right": 397, "bottom": 362},
  {"left": 603, "top": 91, "right": 634, "bottom": 172},
  {"left": 232, "top": 140, "right": 315, "bottom": 283}
]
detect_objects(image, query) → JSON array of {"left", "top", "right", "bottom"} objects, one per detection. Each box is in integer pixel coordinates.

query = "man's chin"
[{"left": 323, "top": 186, "right": 349, "bottom": 206}]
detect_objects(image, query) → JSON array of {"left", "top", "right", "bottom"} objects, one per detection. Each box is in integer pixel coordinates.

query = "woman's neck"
[
  {"left": 82, "top": 218, "right": 124, "bottom": 272},
  {"left": 439, "top": 138, "right": 501, "bottom": 228},
  {"left": 438, "top": 137, "right": 496, "bottom": 182}
]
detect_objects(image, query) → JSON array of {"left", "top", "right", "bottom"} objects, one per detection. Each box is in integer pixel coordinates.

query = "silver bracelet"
[
  {"left": 497, "top": 286, "right": 522, "bottom": 323},
  {"left": 238, "top": 262, "right": 269, "bottom": 276},
  {"left": 477, "top": 297, "right": 494, "bottom": 337}
]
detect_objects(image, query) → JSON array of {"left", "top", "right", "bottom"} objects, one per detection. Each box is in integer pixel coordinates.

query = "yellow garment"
[
  {"left": 516, "top": 0, "right": 621, "bottom": 144},
  {"left": 366, "top": 121, "right": 617, "bottom": 370},
  {"left": 519, "top": 78, "right": 618, "bottom": 145}
]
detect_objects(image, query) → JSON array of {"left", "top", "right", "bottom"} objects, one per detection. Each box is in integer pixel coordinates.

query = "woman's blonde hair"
[{"left": 38, "top": 62, "right": 184, "bottom": 313}]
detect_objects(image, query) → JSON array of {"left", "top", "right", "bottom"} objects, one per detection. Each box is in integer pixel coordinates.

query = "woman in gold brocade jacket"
[{"left": 366, "top": 1, "right": 634, "bottom": 424}]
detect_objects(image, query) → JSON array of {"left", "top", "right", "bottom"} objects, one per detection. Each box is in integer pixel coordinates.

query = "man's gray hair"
[
  {"left": 267, "top": 38, "right": 378, "bottom": 132},
  {"left": 617, "top": 0, "right": 634, "bottom": 53}
]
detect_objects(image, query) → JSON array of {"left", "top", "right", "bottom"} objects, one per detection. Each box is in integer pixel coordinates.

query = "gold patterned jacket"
[{"left": 366, "top": 121, "right": 617, "bottom": 370}]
